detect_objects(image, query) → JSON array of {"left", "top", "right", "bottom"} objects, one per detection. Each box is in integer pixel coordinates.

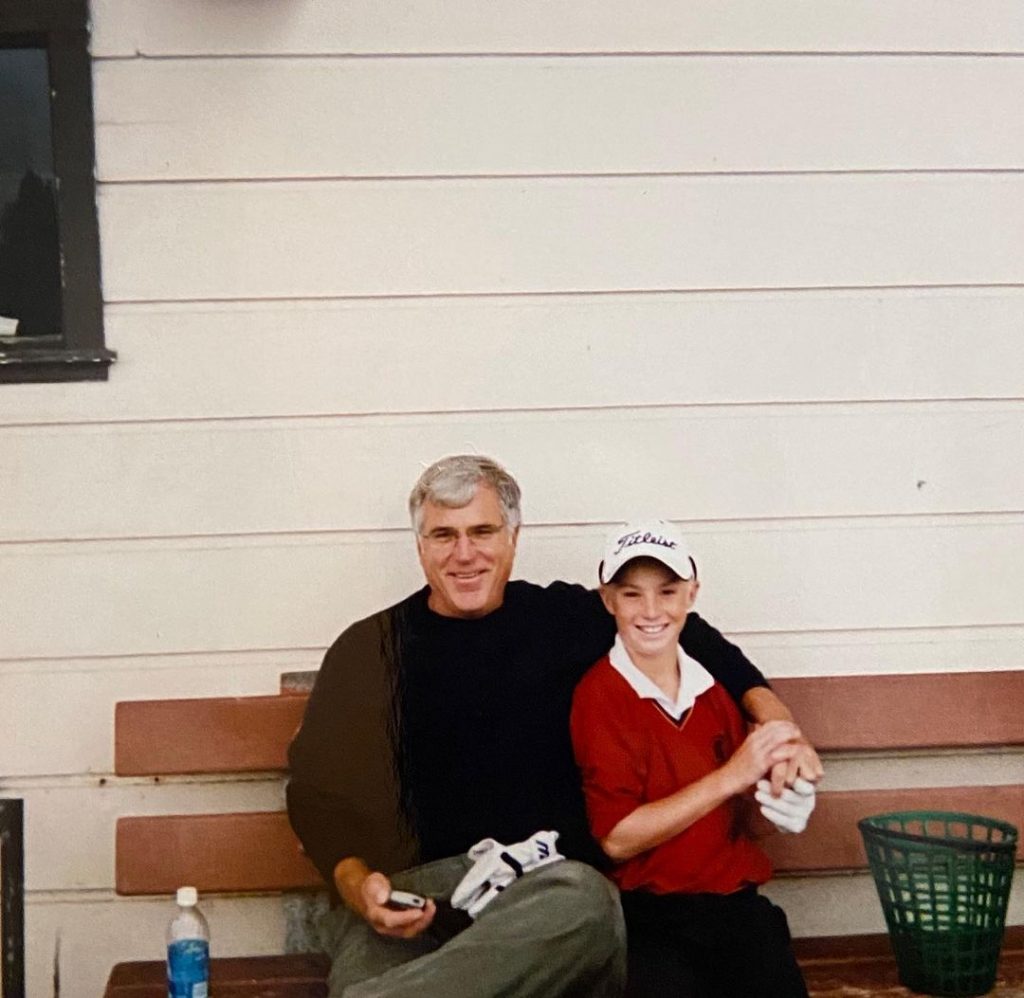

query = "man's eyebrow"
[{"left": 425, "top": 522, "right": 502, "bottom": 536}]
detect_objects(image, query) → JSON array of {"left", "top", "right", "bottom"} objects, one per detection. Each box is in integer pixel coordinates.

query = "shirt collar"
[{"left": 608, "top": 633, "right": 715, "bottom": 721}]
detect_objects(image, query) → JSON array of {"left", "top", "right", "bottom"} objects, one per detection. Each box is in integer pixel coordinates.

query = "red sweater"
[{"left": 571, "top": 655, "right": 771, "bottom": 895}]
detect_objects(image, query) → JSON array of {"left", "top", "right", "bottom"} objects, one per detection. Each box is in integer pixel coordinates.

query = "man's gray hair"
[{"left": 408, "top": 455, "right": 523, "bottom": 533}]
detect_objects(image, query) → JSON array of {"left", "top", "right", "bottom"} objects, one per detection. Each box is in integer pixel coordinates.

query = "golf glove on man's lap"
[{"left": 451, "top": 830, "right": 564, "bottom": 919}]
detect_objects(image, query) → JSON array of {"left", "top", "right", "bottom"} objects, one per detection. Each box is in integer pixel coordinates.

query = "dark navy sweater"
[{"left": 287, "top": 581, "right": 767, "bottom": 899}]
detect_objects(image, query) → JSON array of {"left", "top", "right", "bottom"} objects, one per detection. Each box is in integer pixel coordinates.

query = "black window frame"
[
  {"left": 0, "top": 799, "right": 25, "bottom": 998},
  {"left": 0, "top": 0, "right": 114, "bottom": 383}
]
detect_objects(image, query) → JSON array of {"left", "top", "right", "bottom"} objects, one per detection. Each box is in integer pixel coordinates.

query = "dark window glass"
[{"left": 0, "top": 46, "right": 63, "bottom": 339}]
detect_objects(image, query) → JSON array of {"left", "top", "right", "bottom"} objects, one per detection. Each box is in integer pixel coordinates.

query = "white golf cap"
[{"left": 599, "top": 519, "right": 696, "bottom": 584}]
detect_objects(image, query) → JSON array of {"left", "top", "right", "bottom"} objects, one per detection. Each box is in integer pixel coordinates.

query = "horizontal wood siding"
[
  {"left": 5, "top": 521, "right": 1023, "bottom": 661},
  {"left": 5, "top": 405, "right": 1023, "bottom": 541},
  {"left": 94, "top": 57, "right": 1024, "bottom": 181},
  {"left": 2, "top": 291, "right": 1024, "bottom": 426},
  {"left": 89, "top": 1, "right": 1024, "bottom": 56},
  {"left": 98, "top": 175, "right": 1024, "bottom": 301}
]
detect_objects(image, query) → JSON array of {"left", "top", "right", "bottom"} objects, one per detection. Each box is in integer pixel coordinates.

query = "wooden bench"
[{"left": 106, "top": 670, "right": 1024, "bottom": 996}]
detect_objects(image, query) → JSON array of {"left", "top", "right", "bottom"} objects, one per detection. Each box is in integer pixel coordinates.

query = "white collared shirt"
[{"left": 608, "top": 633, "right": 716, "bottom": 721}]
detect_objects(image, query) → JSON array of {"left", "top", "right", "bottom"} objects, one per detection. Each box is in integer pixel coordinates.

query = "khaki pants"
[{"left": 318, "top": 856, "right": 626, "bottom": 998}]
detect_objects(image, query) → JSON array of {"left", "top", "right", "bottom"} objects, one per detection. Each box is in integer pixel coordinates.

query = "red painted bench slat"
[
  {"left": 761, "top": 783, "right": 1024, "bottom": 872},
  {"left": 113, "top": 672, "right": 1024, "bottom": 777},
  {"left": 114, "top": 784, "right": 1024, "bottom": 895},
  {"left": 115, "top": 812, "right": 321, "bottom": 895},
  {"left": 115, "top": 695, "right": 307, "bottom": 776},
  {"left": 774, "top": 671, "right": 1024, "bottom": 751}
]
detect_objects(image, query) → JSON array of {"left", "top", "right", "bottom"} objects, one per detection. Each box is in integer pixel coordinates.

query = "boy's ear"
[
  {"left": 599, "top": 584, "right": 616, "bottom": 615},
  {"left": 687, "top": 578, "right": 701, "bottom": 608}
]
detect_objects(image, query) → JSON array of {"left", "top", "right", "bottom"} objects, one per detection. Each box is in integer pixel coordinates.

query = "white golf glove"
[
  {"left": 450, "top": 830, "right": 564, "bottom": 919},
  {"left": 754, "top": 777, "right": 817, "bottom": 834}
]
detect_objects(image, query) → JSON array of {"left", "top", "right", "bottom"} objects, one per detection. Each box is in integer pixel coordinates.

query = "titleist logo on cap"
[{"left": 612, "top": 530, "right": 678, "bottom": 556}]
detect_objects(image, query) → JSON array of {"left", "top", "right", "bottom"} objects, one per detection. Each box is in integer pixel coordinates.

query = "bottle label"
[{"left": 167, "top": 938, "right": 209, "bottom": 998}]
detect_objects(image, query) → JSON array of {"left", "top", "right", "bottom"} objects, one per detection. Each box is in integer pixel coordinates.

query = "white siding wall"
[{"left": 3, "top": 2, "right": 1023, "bottom": 993}]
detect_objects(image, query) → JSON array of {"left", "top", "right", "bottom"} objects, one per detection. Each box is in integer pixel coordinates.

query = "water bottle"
[{"left": 166, "top": 886, "right": 209, "bottom": 998}]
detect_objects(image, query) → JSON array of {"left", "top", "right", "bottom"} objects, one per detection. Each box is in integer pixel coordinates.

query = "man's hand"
[
  {"left": 722, "top": 720, "right": 802, "bottom": 794},
  {"left": 334, "top": 858, "right": 436, "bottom": 939},
  {"left": 768, "top": 737, "right": 824, "bottom": 795},
  {"left": 359, "top": 872, "right": 437, "bottom": 938},
  {"left": 741, "top": 686, "right": 825, "bottom": 793}
]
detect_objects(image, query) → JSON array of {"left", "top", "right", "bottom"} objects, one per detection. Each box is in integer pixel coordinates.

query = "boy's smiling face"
[{"left": 600, "top": 558, "right": 699, "bottom": 668}]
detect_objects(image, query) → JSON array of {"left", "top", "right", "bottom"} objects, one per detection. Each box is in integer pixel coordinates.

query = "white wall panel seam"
[
  {"left": 92, "top": 171, "right": 1024, "bottom": 186},
  {"left": 89, "top": 284, "right": 1024, "bottom": 309},
  {"left": 2, "top": 626, "right": 1022, "bottom": 677},
  {"left": 4, "top": 395, "right": 1024, "bottom": 430},
  {"left": 5, "top": 506, "right": 1024, "bottom": 540},
  {"left": 91, "top": 52, "right": 1024, "bottom": 62}
]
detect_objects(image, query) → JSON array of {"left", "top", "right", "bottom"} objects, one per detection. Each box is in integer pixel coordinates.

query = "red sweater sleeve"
[{"left": 570, "top": 660, "right": 647, "bottom": 841}]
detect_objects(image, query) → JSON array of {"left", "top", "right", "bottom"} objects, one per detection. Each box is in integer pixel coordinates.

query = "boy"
[{"left": 570, "top": 520, "right": 815, "bottom": 997}]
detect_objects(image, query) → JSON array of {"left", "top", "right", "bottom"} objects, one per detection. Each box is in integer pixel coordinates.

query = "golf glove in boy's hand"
[
  {"left": 754, "top": 776, "right": 817, "bottom": 834},
  {"left": 451, "top": 830, "right": 564, "bottom": 920}
]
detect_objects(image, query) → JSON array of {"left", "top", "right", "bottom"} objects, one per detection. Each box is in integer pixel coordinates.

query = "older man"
[{"left": 287, "top": 455, "right": 820, "bottom": 998}]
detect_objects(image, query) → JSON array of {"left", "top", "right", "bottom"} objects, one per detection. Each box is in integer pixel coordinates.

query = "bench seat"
[
  {"left": 103, "top": 953, "right": 330, "bottom": 997},
  {"left": 103, "top": 929, "right": 1024, "bottom": 997}
]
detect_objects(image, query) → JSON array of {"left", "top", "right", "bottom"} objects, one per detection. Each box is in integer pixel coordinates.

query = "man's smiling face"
[{"left": 416, "top": 483, "right": 519, "bottom": 619}]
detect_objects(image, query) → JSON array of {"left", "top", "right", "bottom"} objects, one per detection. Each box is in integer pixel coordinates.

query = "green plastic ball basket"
[{"left": 858, "top": 810, "right": 1018, "bottom": 997}]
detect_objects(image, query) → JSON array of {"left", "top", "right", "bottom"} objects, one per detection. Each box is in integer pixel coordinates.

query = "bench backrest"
[{"left": 114, "top": 670, "right": 1024, "bottom": 895}]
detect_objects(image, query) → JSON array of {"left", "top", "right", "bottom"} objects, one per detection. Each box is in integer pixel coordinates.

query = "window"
[{"left": 0, "top": 0, "right": 114, "bottom": 383}]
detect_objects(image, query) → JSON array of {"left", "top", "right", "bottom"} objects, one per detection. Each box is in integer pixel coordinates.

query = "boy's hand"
[
  {"left": 755, "top": 777, "right": 816, "bottom": 833},
  {"left": 725, "top": 720, "right": 801, "bottom": 793}
]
